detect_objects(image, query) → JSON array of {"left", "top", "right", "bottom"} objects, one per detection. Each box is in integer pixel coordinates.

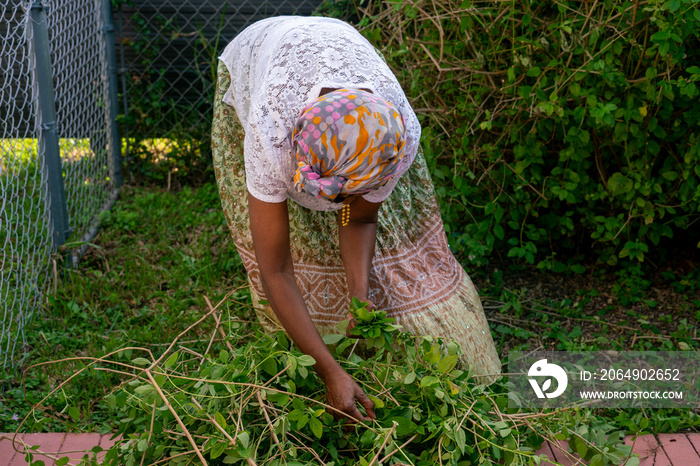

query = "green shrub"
[{"left": 320, "top": 0, "right": 700, "bottom": 270}]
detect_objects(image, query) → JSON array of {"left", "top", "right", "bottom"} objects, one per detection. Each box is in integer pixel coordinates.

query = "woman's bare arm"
[
  {"left": 338, "top": 197, "right": 381, "bottom": 303},
  {"left": 337, "top": 197, "right": 382, "bottom": 337},
  {"left": 247, "top": 191, "right": 375, "bottom": 422}
]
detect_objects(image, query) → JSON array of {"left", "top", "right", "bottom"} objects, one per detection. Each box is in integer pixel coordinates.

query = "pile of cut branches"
[{"left": 17, "top": 291, "right": 637, "bottom": 465}]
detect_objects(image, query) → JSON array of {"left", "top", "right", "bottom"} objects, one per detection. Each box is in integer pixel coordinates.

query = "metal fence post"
[
  {"left": 28, "top": 0, "right": 70, "bottom": 249},
  {"left": 101, "top": 0, "right": 123, "bottom": 188}
]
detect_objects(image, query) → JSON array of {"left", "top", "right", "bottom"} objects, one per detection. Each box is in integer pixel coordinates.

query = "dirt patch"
[{"left": 472, "top": 259, "right": 699, "bottom": 354}]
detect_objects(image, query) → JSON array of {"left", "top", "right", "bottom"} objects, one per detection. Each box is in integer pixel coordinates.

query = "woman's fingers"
[
  {"left": 345, "top": 312, "right": 361, "bottom": 338},
  {"left": 326, "top": 397, "right": 367, "bottom": 424},
  {"left": 355, "top": 387, "right": 376, "bottom": 420},
  {"left": 325, "top": 371, "right": 376, "bottom": 426}
]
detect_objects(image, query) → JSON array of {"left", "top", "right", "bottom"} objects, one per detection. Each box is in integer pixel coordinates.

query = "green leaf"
[
  {"left": 153, "top": 444, "right": 166, "bottom": 459},
  {"left": 68, "top": 406, "right": 80, "bottom": 421},
  {"left": 297, "top": 354, "right": 316, "bottom": 366},
  {"left": 297, "top": 414, "right": 309, "bottom": 430},
  {"left": 447, "top": 341, "right": 460, "bottom": 356},
  {"left": 55, "top": 457, "right": 69, "bottom": 466},
  {"left": 131, "top": 357, "right": 151, "bottom": 366},
  {"left": 164, "top": 352, "right": 178, "bottom": 369},
  {"left": 527, "top": 67, "right": 541, "bottom": 77},
  {"left": 134, "top": 383, "right": 155, "bottom": 396},
  {"left": 437, "top": 354, "right": 459, "bottom": 374},
  {"left": 662, "top": 171, "right": 678, "bottom": 181},
  {"left": 261, "top": 357, "right": 278, "bottom": 376},
  {"left": 106, "top": 393, "right": 116, "bottom": 411},
  {"left": 309, "top": 417, "right": 323, "bottom": 439},
  {"left": 420, "top": 376, "right": 440, "bottom": 387},
  {"left": 210, "top": 441, "right": 227, "bottom": 460},
  {"left": 493, "top": 421, "right": 508, "bottom": 430},
  {"left": 276, "top": 332, "right": 290, "bottom": 350},
  {"left": 367, "top": 394, "right": 385, "bottom": 409},
  {"left": 237, "top": 431, "right": 250, "bottom": 449},
  {"left": 215, "top": 411, "right": 227, "bottom": 429},
  {"left": 590, "top": 453, "right": 605, "bottom": 466},
  {"left": 625, "top": 457, "right": 640, "bottom": 466},
  {"left": 455, "top": 428, "right": 466, "bottom": 454},
  {"left": 515, "top": 160, "right": 529, "bottom": 174},
  {"left": 425, "top": 344, "right": 441, "bottom": 364},
  {"left": 575, "top": 438, "right": 588, "bottom": 458},
  {"left": 607, "top": 173, "right": 634, "bottom": 196},
  {"left": 385, "top": 416, "right": 418, "bottom": 436},
  {"left": 322, "top": 333, "right": 344, "bottom": 345},
  {"left": 404, "top": 371, "right": 417, "bottom": 384},
  {"left": 137, "top": 438, "right": 148, "bottom": 452}
]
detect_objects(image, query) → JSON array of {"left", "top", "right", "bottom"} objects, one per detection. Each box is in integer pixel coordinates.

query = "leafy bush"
[
  {"left": 319, "top": 0, "right": 700, "bottom": 270},
  {"left": 92, "top": 300, "right": 635, "bottom": 466}
]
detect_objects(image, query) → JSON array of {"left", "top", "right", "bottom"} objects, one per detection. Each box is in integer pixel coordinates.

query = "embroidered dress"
[{"left": 212, "top": 16, "right": 501, "bottom": 378}]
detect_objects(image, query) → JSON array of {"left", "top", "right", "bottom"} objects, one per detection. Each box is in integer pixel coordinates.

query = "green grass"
[
  {"left": 0, "top": 182, "right": 247, "bottom": 433},
  {"left": 1, "top": 138, "right": 94, "bottom": 170},
  {"left": 1, "top": 181, "right": 698, "bottom": 438}
]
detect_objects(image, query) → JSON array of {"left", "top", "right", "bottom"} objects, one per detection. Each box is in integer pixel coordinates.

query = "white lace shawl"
[{"left": 218, "top": 16, "right": 421, "bottom": 212}]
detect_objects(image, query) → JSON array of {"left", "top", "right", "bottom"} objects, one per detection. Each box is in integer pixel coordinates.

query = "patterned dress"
[{"left": 211, "top": 17, "right": 501, "bottom": 379}]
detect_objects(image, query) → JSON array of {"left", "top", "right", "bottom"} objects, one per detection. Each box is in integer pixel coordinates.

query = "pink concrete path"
[
  {"left": 534, "top": 433, "right": 700, "bottom": 466},
  {"left": 0, "top": 433, "right": 116, "bottom": 465},
  {"left": 1, "top": 432, "right": 699, "bottom": 465}
]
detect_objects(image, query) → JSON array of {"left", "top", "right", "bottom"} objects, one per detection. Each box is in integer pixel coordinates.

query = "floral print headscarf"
[{"left": 292, "top": 89, "right": 406, "bottom": 200}]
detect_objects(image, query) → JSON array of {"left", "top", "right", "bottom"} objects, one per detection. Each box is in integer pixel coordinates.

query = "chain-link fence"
[
  {"left": 116, "top": 0, "right": 324, "bottom": 183},
  {"left": 1, "top": 0, "right": 121, "bottom": 368},
  {"left": 1, "top": 0, "right": 325, "bottom": 368}
]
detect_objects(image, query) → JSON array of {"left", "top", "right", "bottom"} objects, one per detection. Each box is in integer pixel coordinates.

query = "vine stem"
[
  {"left": 149, "top": 370, "right": 379, "bottom": 433},
  {"left": 139, "top": 399, "right": 158, "bottom": 466},
  {"left": 205, "top": 295, "right": 234, "bottom": 354},
  {"left": 368, "top": 422, "right": 398, "bottom": 466},
  {"left": 256, "top": 391, "right": 284, "bottom": 458},
  {"left": 145, "top": 370, "right": 208, "bottom": 464},
  {"left": 378, "top": 434, "right": 418, "bottom": 465},
  {"left": 149, "top": 288, "right": 243, "bottom": 371}
]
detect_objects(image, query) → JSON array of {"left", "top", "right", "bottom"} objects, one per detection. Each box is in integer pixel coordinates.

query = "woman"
[{"left": 212, "top": 16, "right": 501, "bottom": 424}]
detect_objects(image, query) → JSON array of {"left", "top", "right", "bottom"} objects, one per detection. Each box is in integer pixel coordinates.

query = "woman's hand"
[
  {"left": 323, "top": 367, "right": 376, "bottom": 425},
  {"left": 345, "top": 298, "right": 375, "bottom": 338}
]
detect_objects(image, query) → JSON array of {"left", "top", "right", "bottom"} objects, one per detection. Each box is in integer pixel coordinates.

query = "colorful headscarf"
[{"left": 292, "top": 89, "right": 406, "bottom": 200}]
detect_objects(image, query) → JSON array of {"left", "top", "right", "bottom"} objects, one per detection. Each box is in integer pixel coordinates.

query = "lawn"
[{"left": 1, "top": 181, "right": 698, "bottom": 463}]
